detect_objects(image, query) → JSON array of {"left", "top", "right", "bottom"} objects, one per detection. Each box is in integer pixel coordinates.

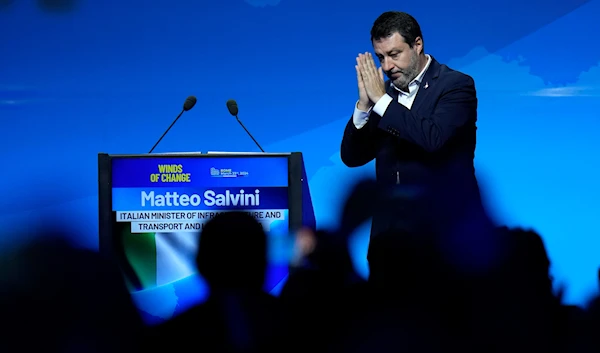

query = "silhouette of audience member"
[
  {"left": 0, "top": 235, "right": 143, "bottom": 353},
  {"left": 4, "top": 177, "right": 600, "bottom": 353},
  {"left": 279, "top": 228, "right": 367, "bottom": 352},
  {"left": 147, "top": 211, "right": 282, "bottom": 353},
  {"left": 323, "top": 229, "right": 451, "bottom": 353},
  {"left": 585, "top": 274, "right": 600, "bottom": 353},
  {"left": 459, "top": 227, "right": 564, "bottom": 353}
]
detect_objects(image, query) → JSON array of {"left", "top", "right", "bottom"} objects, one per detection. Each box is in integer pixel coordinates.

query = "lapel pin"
[{"left": 424, "top": 82, "right": 429, "bottom": 89}]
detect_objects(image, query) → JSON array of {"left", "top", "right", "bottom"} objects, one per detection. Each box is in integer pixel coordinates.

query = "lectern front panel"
[{"left": 108, "top": 155, "right": 290, "bottom": 324}]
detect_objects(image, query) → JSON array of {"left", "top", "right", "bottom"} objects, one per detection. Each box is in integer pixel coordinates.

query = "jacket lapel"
[{"left": 410, "top": 56, "right": 441, "bottom": 113}]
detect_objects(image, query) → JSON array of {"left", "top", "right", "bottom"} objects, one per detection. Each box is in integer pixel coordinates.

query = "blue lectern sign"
[{"left": 110, "top": 156, "right": 290, "bottom": 323}]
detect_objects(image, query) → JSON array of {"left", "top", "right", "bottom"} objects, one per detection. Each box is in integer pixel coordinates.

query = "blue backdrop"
[{"left": 1, "top": 0, "right": 599, "bottom": 305}]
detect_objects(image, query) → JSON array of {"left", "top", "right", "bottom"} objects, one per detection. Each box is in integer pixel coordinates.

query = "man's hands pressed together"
[{"left": 355, "top": 52, "right": 387, "bottom": 111}]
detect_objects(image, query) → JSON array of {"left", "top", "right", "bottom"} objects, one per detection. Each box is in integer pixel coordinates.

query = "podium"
[{"left": 97, "top": 152, "right": 315, "bottom": 322}]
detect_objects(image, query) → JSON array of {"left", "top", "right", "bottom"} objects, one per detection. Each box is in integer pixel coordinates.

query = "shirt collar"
[{"left": 414, "top": 54, "right": 432, "bottom": 85}]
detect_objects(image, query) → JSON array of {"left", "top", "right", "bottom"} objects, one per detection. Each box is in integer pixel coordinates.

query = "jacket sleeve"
[{"left": 340, "top": 114, "right": 379, "bottom": 167}]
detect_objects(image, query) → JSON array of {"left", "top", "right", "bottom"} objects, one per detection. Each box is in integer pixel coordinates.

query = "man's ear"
[{"left": 414, "top": 36, "right": 423, "bottom": 54}]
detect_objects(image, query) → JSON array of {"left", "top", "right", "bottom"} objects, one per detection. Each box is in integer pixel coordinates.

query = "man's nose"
[{"left": 381, "top": 57, "right": 394, "bottom": 72}]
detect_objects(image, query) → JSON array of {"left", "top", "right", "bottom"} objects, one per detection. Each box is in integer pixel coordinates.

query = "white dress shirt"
[{"left": 353, "top": 54, "right": 432, "bottom": 129}]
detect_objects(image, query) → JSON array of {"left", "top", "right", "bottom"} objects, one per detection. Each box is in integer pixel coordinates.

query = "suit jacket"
[{"left": 340, "top": 56, "right": 479, "bottom": 240}]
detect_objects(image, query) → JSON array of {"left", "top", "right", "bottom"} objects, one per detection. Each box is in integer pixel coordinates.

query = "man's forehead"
[
  {"left": 373, "top": 32, "right": 408, "bottom": 50},
  {"left": 373, "top": 34, "right": 408, "bottom": 53}
]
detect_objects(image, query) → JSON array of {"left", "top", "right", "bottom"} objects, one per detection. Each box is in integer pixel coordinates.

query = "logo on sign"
[{"left": 209, "top": 167, "right": 249, "bottom": 178}]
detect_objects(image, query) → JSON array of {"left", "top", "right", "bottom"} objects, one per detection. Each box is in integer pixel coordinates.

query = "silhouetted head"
[
  {"left": 196, "top": 212, "right": 267, "bottom": 291},
  {"left": 371, "top": 11, "right": 426, "bottom": 91},
  {"left": 0, "top": 235, "right": 141, "bottom": 352},
  {"left": 307, "top": 230, "right": 354, "bottom": 275},
  {"left": 500, "top": 227, "right": 553, "bottom": 295}
]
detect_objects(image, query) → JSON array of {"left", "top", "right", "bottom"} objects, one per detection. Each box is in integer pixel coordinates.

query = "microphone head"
[
  {"left": 183, "top": 96, "right": 197, "bottom": 111},
  {"left": 226, "top": 99, "right": 238, "bottom": 116}
]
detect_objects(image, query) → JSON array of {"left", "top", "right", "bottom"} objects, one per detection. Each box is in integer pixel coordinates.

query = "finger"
[
  {"left": 358, "top": 57, "right": 370, "bottom": 82},
  {"left": 361, "top": 53, "right": 370, "bottom": 66},
  {"left": 361, "top": 65, "right": 371, "bottom": 84},
  {"left": 359, "top": 54, "right": 373, "bottom": 80},
  {"left": 369, "top": 56, "right": 383, "bottom": 84},
  {"left": 356, "top": 57, "right": 366, "bottom": 79},
  {"left": 366, "top": 53, "right": 378, "bottom": 75},
  {"left": 357, "top": 55, "right": 365, "bottom": 67},
  {"left": 355, "top": 65, "right": 363, "bottom": 83},
  {"left": 357, "top": 54, "right": 367, "bottom": 73},
  {"left": 361, "top": 54, "right": 374, "bottom": 80}
]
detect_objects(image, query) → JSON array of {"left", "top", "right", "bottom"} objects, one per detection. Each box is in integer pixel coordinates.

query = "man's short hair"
[{"left": 371, "top": 11, "right": 423, "bottom": 48}]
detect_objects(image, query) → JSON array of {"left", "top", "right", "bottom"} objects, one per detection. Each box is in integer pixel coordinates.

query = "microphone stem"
[
  {"left": 236, "top": 116, "right": 265, "bottom": 152},
  {"left": 149, "top": 109, "right": 185, "bottom": 153}
]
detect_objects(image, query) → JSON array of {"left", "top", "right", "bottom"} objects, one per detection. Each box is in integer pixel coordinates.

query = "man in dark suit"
[{"left": 341, "top": 11, "right": 480, "bottom": 240}]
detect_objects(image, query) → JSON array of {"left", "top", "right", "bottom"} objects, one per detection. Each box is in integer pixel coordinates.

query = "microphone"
[
  {"left": 226, "top": 99, "right": 265, "bottom": 153},
  {"left": 149, "top": 96, "right": 197, "bottom": 153}
]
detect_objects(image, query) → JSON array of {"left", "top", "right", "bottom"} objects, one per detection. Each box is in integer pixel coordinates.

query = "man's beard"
[{"left": 390, "top": 51, "right": 420, "bottom": 91}]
